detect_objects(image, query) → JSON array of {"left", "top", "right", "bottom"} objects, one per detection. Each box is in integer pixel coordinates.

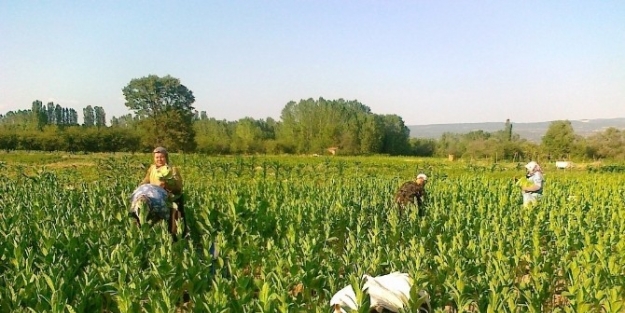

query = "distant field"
[
  {"left": 1, "top": 152, "right": 624, "bottom": 312},
  {"left": 408, "top": 117, "right": 625, "bottom": 142}
]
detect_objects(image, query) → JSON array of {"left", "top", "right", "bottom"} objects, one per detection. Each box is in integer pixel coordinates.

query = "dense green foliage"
[
  {"left": 0, "top": 94, "right": 414, "bottom": 155},
  {"left": 1, "top": 153, "right": 624, "bottom": 312},
  {"left": 3, "top": 102, "right": 625, "bottom": 160},
  {"left": 1, "top": 75, "right": 625, "bottom": 159},
  {"left": 122, "top": 75, "right": 197, "bottom": 152}
]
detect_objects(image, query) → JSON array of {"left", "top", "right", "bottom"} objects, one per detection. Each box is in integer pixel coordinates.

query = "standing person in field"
[
  {"left": 394, "top": 173, "right": 428, "bottom": 218},
  {"left": 520, "top": 161, "right": 544, "bottom": 207},
  {"left": 139, "top": 146, "right": 190, "bottom": 239}
]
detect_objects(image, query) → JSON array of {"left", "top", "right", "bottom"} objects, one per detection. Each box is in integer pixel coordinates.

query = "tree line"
[{"left": 1, "top": 74, "right": 624, "bottom": 160}]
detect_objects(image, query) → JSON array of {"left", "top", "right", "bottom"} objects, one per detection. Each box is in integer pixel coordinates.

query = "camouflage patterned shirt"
[{"left": 394, "top": 181, "right": 427, "bottom": 207}]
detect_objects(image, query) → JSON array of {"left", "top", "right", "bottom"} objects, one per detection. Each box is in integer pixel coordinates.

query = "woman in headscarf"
[
  {"left": 521, "top": 161, "right": 544, "bottom": 206},
  {"left": 137, "top": 146, "right": 189, "bottom": 240},
  {"left": 140, "top": 147, "right": 183, "bottom": 195}
]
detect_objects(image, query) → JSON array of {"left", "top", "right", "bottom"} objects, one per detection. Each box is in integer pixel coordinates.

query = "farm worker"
[
  {"left": 520, "top": 161, "right": 544, "bottom": 207},
  {"left": 139, "top": 146, "right": 190, "bottom": 238},
  {"left": 394, "top": 173, "right": 428, "bottom": 217}
]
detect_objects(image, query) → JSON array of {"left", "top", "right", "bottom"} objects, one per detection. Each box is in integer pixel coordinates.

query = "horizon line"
[{"left": 408, "top": 116, "right": 625, "bottom": 127}]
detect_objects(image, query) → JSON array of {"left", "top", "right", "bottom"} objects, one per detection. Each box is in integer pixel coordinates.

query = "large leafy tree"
[
  {"left": 541, "top": 120, "right": 576, "bottom": 158},
  {"left": 378, "top": 114, "right": 411, "bottom": 155},
  {"left": 585, "top": 127, "right": 625, "bottom": 159},
  {"left": 122, "top": 74, "right": 197, "bottom": 151},
  {"left": 277, "top": 97, "right": 391, "bottom": 154}
]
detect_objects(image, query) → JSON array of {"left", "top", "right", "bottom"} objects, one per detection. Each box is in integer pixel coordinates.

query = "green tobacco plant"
[{"left": 1, "top": 154, "right": 625, "bottom": 312}]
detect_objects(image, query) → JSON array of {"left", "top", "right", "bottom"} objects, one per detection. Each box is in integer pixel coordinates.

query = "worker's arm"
[
  {"left": 522, "top": 174, "right": 543, "bottom": 192},
  {"left": 140, "top": 166, "right": 153, "bottom": 185}
]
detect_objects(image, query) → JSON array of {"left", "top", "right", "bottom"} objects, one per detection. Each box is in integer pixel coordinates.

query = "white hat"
[
  {"left": 525, "top": 161, "right": 538, "bottom": 171},
  {"left": 417, "top": 173, "right": 428, "bottom": 181}
]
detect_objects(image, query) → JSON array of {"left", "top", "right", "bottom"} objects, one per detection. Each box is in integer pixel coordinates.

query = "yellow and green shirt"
[{"left": 141, "top": 164, "right": 183, "bottom": 197}]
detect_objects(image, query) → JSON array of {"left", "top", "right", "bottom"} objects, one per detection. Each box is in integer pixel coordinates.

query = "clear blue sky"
[{"left": 1, "top": 0, "right": 624, "bottom": 125}]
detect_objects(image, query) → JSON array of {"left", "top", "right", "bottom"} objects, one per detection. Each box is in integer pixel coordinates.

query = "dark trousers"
[{"left": 168, "top": 193, "right": 190, "bottom": 241}]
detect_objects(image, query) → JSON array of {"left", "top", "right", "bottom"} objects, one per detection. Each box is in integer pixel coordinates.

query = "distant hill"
[{"left": 408, "top": 118, "right": 625, "bottom": 142}]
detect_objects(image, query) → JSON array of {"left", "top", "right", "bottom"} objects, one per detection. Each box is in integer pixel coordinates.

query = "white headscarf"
[{"left": 525, "top": 161, "right": 542, "bottom": 173}]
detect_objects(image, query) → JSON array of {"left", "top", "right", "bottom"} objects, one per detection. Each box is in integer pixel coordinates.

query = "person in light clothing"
[{"left": 521, "top": 161, "right": 544, "bottom": 207}]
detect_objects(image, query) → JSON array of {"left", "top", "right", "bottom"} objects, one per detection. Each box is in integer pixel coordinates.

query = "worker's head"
[
  {"left": 153, "top": 146, "right": 168, "bottom": 167},
  {"left": 525, "top": 161, "right": 541, "bottom": 174},
  {"left": 416, "top": 173, "right": 428, "bottom": 184}
]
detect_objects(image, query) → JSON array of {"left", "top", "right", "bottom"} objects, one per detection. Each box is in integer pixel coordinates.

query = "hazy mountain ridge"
[{"left": 408, "top": 118, "right": 625, "bottom": 142}]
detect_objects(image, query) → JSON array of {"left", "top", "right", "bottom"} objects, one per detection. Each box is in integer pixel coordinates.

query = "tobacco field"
[{"left": 1, "top": 153, "right": 624, "bottom": 312}]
